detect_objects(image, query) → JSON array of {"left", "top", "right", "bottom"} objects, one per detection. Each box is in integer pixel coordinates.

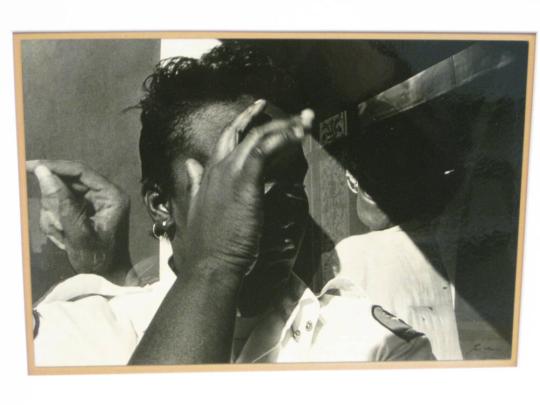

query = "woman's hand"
[
  {"left": 130, "top": 100, "right": 314, "bottom": 364},
  {"left": 181, "top": 100, "right": 314, "bottom": 279},
  {"left": 26, "top": 160, "right": 132, "bottom": 282}
]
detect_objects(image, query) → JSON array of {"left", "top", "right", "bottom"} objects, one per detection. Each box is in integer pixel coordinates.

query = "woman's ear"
[
  {"left": 345, "top": 170, "right": 360, "bottom": 195},
  {"left": 346, "top": 170, "right": 377, "bottom": 205},
  {"left": 144, "top": 186, "right": 176, "bottom": 239},
  {"left": 144, "top": 185, "right": 172, "bottom": 225}
]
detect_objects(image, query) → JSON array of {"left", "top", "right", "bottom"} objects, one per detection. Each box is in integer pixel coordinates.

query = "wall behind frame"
[{"left": 22, "top": 39, "right": 161, "bottom": 301}]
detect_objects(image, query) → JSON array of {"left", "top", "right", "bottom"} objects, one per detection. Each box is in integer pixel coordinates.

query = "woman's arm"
[
  {"left": 130, "top": 102, "right": 313, "bottom": 364},
  {"left": 129, "top": 260, "right": 242, "bottom": 364}
]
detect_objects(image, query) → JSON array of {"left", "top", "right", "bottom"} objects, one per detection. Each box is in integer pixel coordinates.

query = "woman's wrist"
[{"left": 182, "top": 256, "right": 246, "bottom": 289}]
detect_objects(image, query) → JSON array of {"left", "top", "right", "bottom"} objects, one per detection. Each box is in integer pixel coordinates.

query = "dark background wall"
[{"left": 22, "top": 39, "right": 161, "bottom": 300}]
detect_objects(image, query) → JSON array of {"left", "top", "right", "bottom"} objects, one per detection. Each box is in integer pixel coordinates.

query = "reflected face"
[
  {"left": 346, "top": 170, "right": 392, "bottom": 231},
  {"left": 165, "top": 97, "right": 309, "bottom": 310},
  {"left": 355, "top": 191, "right": 393, "bottom": 231}
]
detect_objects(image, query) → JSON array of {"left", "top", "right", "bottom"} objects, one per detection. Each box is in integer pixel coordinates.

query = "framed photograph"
[{"left": 13, "top": 31, "right": 535, "bottom": 374}]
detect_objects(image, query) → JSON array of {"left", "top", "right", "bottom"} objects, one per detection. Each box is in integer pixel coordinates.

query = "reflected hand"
[{"left": 26, "top": 160, "right": 131, "bottom": 281}]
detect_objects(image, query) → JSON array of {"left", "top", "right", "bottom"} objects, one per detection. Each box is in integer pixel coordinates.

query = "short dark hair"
[{"left": 138, "top": 41, "right": 302, "bottom": 196}]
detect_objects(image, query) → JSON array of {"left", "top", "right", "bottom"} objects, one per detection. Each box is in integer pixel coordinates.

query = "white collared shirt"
[
  {"left": 235, "top": 276, "right": 435, "bottom": 363},
  {"left": 33, "top": 261, "right": 435, "bottom": 366},
  {"left": 335, "top": 224, "right": 462, "bottom": 360}
]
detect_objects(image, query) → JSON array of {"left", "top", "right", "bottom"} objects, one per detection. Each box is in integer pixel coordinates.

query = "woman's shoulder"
[{"left": 335, "top": 228, "right": 400, "bottom": 254}]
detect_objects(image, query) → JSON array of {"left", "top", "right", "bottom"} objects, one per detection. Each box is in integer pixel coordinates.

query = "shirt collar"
[
  {"left": 231, "top": 272, "right": 308, "bottom": 362},
  {"left": 156, "top": 241, "right": 366, "bottom": 363}
]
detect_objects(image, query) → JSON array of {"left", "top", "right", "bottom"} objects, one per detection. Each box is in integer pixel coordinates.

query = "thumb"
[
  {"left": 34, "top": 164, "right": 69, "bottom": 198},
  {"left": 185, "top": 158, "right": 204, "bottom": 199}
]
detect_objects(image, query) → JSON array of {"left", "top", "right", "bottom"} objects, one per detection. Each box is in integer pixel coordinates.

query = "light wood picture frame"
[{"left": 13, "top": 31, "right": 536, "bottom": 375}]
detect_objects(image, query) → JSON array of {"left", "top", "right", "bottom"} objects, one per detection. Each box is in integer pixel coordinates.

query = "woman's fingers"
[
  {"left": 230, "top": 99, "right": 267, "bottom": 137},
  {"left": 208, "top": 99, "right": 267, "bottom": 166},
  {"left": 27, "top": 159, "right": 111, "bottom": 192},
  {"left": 235, "top": 109, "right": 314, "bottom": 182},
  {"left": 33, "top": 164, "right": 71, "bottom": 200},
  {"left": 28, "top": 159, "right": 129, "bottom": 221}
]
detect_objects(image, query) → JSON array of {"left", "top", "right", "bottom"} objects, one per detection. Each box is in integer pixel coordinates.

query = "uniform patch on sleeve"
[{"left": 371, "top": 305, "right": 424, "bottom": 342}]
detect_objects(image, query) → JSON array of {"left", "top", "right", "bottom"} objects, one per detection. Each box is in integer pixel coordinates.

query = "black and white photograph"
[{"left": 14, "top": 33, "right": 533, "bottom": 372}]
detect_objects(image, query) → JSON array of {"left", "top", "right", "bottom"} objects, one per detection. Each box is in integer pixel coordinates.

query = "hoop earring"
[{"left": 152, "top": 219, "right": 169, "bottom": 239}]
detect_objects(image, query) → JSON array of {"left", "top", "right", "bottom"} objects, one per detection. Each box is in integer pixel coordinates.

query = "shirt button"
[
  {"left": 305, "top": 321, "right": 313, "bottom": 331},
  {"left": 293, "top": 329, "right": 301, "bottom": 339}
]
